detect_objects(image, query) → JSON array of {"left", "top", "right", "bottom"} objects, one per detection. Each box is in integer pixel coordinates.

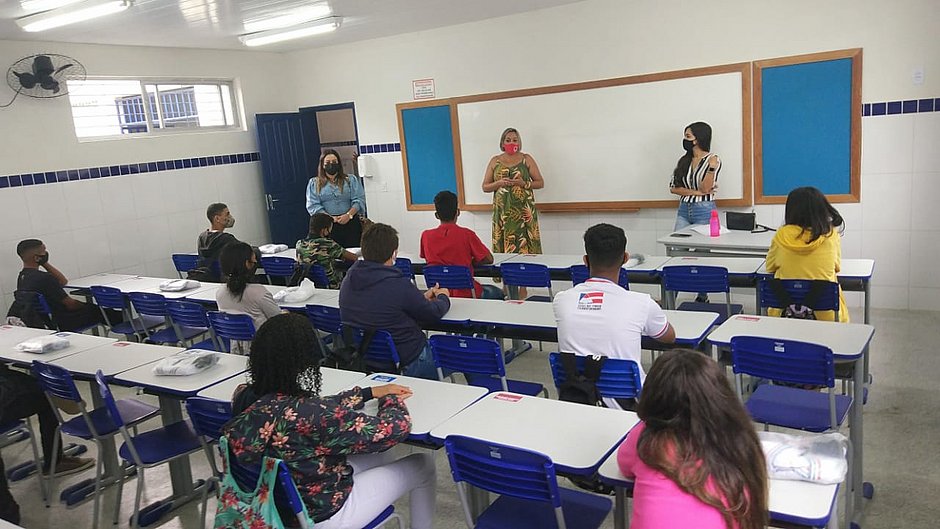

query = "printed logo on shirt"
[{"left": 577, "top": 291, "right": 605, "bottom": 311}]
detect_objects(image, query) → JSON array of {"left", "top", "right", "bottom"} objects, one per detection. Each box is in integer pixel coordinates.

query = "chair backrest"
[
  {"left": 730, "top": 336, "right": 835, "bottom": 388},
  {"left": 128, "top": 291, "right": 169, "bottom": 318},
  {"left": 351, "top": 328, "right": 400, "bottom": 369},
  {"left": 500, "top": 262, "right": 552, "bottom": 289},
  {"left": 13, "top": 290, "right": 55, "bottom": 329},
  {"left": 429, "top": 334, "right": 506, "bottom": 384},
  {"left": 569, "top": 266, "right": 630, "bottom": 290},
  {"left": 422, "top": 265, "right": 475, "bottom": 293},
  {"left": 166, "top": 301, "right": 212, "bottom": 329},
  {"left": 90, "top": 285, "right": 127, "bottom": 310},
  {"left": 394, "top": 257, "right": 414, "bottom": 280},
  {"left": 661, "top": 265, "right": 730, "bottom": 294},
  {"left": 758, "top": 279, "right": 840, "bottom": 314},
  {"left": 305, "top": 304, "right": 342, "bottom": 334},
  {"left": 445, "top": 434, "right": 567, "bottom": 528},
  {"left": 208, "top": 311, "right": 257, "bottom": 342},
  {"left": 223, "top": 438, "right": 310, "bottom": 528},
  {"left": 261, "top": 256, "right": 297, "bottom": 279},
  {"left": 94, "top": 370, "right": 126, "bottom": 429},
  {"left": 306, "top": 264, "right": 331, "bottom": 288},
  {"left": 547, "top": 352, "right": 642, "bottom": 400},
  {"left": 31, "top": 361, "right": 84, "bottom": 403},
  {"left": 172, "top": 254, "right": 199, "bottom": 275},
  {"left": 185, "top": 397, "right": 233, "bottom": 441}
]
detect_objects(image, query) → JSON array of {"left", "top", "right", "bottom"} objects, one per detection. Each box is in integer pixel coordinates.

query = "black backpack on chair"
[
  {"left": 768, "top": 279, "right": 829, "bottom": 320},
  {"left": 322, "top": 326, "right": 377, "bottom": 373}
]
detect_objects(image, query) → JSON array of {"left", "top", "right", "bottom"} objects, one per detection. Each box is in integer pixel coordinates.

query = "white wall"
[
  {"left": 283, "top": 0, "right": 940, "bottom": 311},
  {"left": 0, "top": 40, "right": 293, "bottom": 308}
]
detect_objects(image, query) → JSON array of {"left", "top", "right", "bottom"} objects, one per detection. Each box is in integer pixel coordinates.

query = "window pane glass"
[
  {"left": 67, "top": 80, "right": 149, "bottom": 137},
  {"left": 220, "top": 84, "right": 235, "bottom": 126}
]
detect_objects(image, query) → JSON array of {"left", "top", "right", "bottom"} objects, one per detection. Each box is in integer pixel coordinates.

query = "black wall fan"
[{"left": 2, "top": 54, "right": 87, "bottom": 107}]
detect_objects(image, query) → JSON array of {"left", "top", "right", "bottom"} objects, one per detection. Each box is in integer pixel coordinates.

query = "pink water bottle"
[{"left": 709, "top": 209, "right": 720, "bottom": 237}]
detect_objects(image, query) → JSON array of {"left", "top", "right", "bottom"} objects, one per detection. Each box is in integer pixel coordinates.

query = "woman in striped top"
[{"left": 670, "top": 122, "right": 721, "bottom": 231}]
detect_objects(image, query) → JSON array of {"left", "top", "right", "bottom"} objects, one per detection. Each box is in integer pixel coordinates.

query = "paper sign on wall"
[{"left": 412, "top": 79, "right": 435, "bottom": 100}]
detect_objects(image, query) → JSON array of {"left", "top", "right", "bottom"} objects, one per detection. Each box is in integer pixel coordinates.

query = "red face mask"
[{"left": 503, "top": 143, "right": 519, "bottom": 154}]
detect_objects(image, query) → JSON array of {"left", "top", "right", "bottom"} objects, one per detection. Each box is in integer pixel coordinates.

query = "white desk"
[
  {"left": 0, "top": 331, "right": 116, "bottom": 367},
  {"left": 196, "top": 366, "right": 368, "bottom": 402},
  {"left": 501, "top": 253, "right": 586, "bottom": 270},
  {"left": 353, "top": 373, "right": 488, "bottom": 441},
  {"left": 65, "top": 273, "right": 138, "bottom": 289},
  {"left": 0, "top": 325, "right": 53, "bottom": 351},
  {"left": 183, "top": 283, "right": 340, "bottom": 309},
  {"left": 757, "top": 258, "right": 876, "bottom": 324},
  {"left": 660, "top": 256, "right": 766, "bottom": 276},
  {"left": 430, "top": 392, "right": 639, "bottom": 474},
  {"left": 107, "top": 276, "right": 205, "bottom": 299},
  {"left": 111, "top": 352, "right": 248, "bottom": 398},
  {"left": 596, "top": 449, "right": 840, "bottom": 529},
  {"left": 707, "top": 314, "right": 873, "bottom": 526},
  {"left": 49, "top": 341, "right": 182, "bottom": 378},
  {"left": 658, "top": 226, "right": 776, "bottom": 257}
]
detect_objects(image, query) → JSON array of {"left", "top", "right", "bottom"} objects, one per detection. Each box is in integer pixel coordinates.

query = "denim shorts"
[{"left": 674, "top": 200, "right": 717, "bottom": 231}]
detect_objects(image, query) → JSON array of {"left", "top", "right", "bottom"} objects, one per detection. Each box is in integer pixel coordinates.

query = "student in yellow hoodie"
[{"left": 765, "top": 187, "right": 848, "bottom": 322}]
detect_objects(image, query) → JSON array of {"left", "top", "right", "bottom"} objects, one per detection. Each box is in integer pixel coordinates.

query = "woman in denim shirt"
[{"left": 306, "top": 149, "right": 367, "bottom": 248}]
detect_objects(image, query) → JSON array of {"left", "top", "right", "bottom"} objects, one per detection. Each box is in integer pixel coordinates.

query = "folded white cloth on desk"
[
  {"left": 159, "top": 279, "right": 201, "bottom": 292},
  {"left": 15, "top": 335, "right": 70, "bottom": 354},
  {"left": 152, "top": 349, "right": 220, "bottom": 376},
  {"left": 273, "top": 278, "right": 316, "bottom": 303},
  {"left": 690, "top": 224, "right": 731, "bottom": 236},
  {"left": 759, "top": 431, "right": 848, "bottom": 485},
  {"left": 259, "top": 244, "right": 289, "bottom": 254},
  {"left": 624, "top": 253, "right": 646, "bottom": 268}
]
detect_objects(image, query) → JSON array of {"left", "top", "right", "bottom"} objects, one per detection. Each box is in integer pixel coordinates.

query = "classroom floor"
[{"left": 3, "top": 305, "right": 938, "bottom": 529}]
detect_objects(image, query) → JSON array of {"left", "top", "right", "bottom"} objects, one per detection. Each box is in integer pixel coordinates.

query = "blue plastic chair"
[
  {"left": 349, "top": 327, "right": 401, "bottom": 373},
  {"left": 305, "top": 304, "right": 342, "bottom": 353},
  {"left": 730, "top": 337, "right": 853, "bottom": 432},
  {"left": 185, "top": 397, "right": 232, "bottom": 529},
  {"left": 128, "top": 292, "right": 203, "bottom": 345},
  {"left": 0, "top": 419, "right": 44, "bottom": 502},
  {"left": 500, "top": 262, "right": 553, "bottom": 301},
  {"left": 171, "top": 254, "right": 199, "bottom": 279},
  {"left": 165, "top": 301, "right": 218, "bottom": 350},
  {"left": 660, "top": 265, "right": 743, "bottom": 324},
  {"left": 207, "top": 311, "right": 257, "bottom": 353},
  {"left": 422, "top": 265, "right": 476, "bottom": 298},
  {"left": 758, "top": 279, "right": 841, "bottom": 322},
  {"left": 261, "top": 256, "right": 297, "bottom": 285},
  {"left": 94, "top": 370, "right": 203, "bottom": 528},
  {"left": 444, "top": 435, "right": 612, "bottom": 529},
  {"left": 429, "top": 335, "right": 547, "bottom": 396},
  {"left": 14, "top": 290, "right": 101, "bottom": 334},
  {"left": 306, "top": 264, "right": 331, "bottom": 289},
  {"left": 31, "top": 361, "right": 159, "bottom": 527},
  {"left": 568, "top": 266, "right": 630, "bottom": 290},
  {"left": 89, "top": 285, "right": 163, "bottom": 340},
  {"left": 395, "top": 257, "right": 415, "bottom": 283},
  {"left": 548, "top": 352, "right": 643, "bottom": 402}
]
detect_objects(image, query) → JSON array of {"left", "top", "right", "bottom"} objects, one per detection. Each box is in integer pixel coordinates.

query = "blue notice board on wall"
[
  {"left": 400, "top": 104, "right": 457, "bottom": 207},
  {"left": 755, "top": 50, "right": 861, "bottom": 203}
]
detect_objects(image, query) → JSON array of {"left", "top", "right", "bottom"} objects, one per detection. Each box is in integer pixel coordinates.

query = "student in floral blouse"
[{"left": 221, "top": 313, "right": 436, "bottom": 529}]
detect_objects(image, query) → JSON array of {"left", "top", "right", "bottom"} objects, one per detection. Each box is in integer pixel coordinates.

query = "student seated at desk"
[
  {"left": 765, "top": 187, "right": 848, "bottom": 322},
  {"left": 217, "top": 242, "right": 282, "bottom": 353},
  {"left": 340, "top": 223, "right": 450, "bottom": 380},
  {"left": 552, "top": 224, "right": 675, "bottom": 410},
  {"left": 296, "top": 213, "right": 358, "bottom": 289},
  {"left": 223, "top": 314, "right": 435, "bottom": 529},
  {"left": 420, "top": 190, "right": 503, "bottom": 299},
  {"left": 196, "top": 202, "right": 246, "bottom": 281},
  {"left": 617, "top": 349, "right": 767, "bottom": 529}
]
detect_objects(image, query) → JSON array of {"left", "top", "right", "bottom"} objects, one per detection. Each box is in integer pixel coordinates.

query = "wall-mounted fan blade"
[{"left": 12, "top": 71, "right": 37, "bottom": 89}]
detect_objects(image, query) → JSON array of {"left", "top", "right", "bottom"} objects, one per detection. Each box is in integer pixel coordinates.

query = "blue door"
[{"left": 256, "top": 113, "right": 316, "bottom": 245}]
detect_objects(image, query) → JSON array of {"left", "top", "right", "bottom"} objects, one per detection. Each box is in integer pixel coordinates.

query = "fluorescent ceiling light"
[
  {"left": 239, "top": 16, "right": 341, "bottom": 47},
  {"left": 242, "top": 3, "right": 332, "bottom": 34},
  {"left": 20, "top": 0, "right": 84, "bottom": 12},
  {"left": 16, "top": 0, "right": 131, "bottom": 32}
]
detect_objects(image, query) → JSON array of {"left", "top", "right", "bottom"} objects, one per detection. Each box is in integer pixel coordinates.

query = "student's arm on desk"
[
  {"left": 405, "top": 284, "right": 450, "bottom": 322},
  {"left": 646, "top": 298, "right": 676, "bottom": 343}
]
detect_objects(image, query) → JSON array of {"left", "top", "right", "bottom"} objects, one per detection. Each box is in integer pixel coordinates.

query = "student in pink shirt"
[{"left": 617, "top": 349, "right": 767, "bottom": 529}]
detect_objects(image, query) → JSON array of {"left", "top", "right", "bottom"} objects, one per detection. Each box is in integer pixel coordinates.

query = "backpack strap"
[
  {"left": 582, "top": 354, "right": 606, "bottom": 383},
  {"left": 559, "top": 351, "right": 580, "bottom": 381},
  {"left": 767, "top": 279, "right": 795, "bottom": 308}
]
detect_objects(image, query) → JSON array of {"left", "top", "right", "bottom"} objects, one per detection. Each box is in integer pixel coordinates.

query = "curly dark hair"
[{"left": 247, "top": 313, "right": 323, "bottom": 397}]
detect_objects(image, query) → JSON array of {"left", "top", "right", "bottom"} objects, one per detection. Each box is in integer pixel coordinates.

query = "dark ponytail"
[
  {"left": 219, "top": 242, "right": 254, "bottom": 301},
  {"left": 672, "top": 122, "right": 713, "bottom": 188}
]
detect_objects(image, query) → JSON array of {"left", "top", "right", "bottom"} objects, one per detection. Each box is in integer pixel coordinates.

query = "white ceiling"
[{"left": 0, "top": 0, "right": 587, "bottom": 52}]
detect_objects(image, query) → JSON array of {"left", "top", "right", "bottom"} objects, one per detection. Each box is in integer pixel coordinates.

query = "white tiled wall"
[{"left": 0, "top": 164, "right": 269, "bottom": 310}]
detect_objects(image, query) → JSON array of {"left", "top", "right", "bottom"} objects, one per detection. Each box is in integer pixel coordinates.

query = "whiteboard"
[{"left": 457, "top": 71, "right": 745, "bottom": 207}]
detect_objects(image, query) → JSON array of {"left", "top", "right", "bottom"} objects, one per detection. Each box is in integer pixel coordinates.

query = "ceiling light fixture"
[
  {"left": 20, "top": 0, "right": 85, "bottom": 13},
  {"left": 239, "top": 16, "right": 341, "bottom": 47},
  {"left": 242, "top": 3, "right": 332, "bottom": 34},
  {"left": 16, "top": 0, "right": 132, "bottom": 32}
]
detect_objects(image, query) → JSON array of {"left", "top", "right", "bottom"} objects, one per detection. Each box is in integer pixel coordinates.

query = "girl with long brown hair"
[{"left": 305, "top": 149, "right": 367, "bottom": 248}]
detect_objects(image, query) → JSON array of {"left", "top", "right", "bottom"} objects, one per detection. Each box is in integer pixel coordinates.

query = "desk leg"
[
  {"left": 710, "top": 343, "right": 719, "bottom": 362},
  {"left": 504, "top": 285, "right": 531, "bottom": 358},
  {"left": 863, "top": 280, "right": 871, "bottom": 325},
  {"left": 614, "top": 486, "right": 628, "bottom": 529},
  {"left": 849, "top": 350, "right": 869, "bottom": 527}
]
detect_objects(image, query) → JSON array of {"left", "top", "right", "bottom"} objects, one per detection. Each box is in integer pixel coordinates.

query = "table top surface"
[
  {"left": 65, "top": 273, "right": 139, "bottom": 289},
  {"left": 757, "top": 258, "right": 875, "bottom": 280},
  {"left": 0, "top": 325, "right": 53, "bottom": 350},
  {"left": 657, "top": 226, "right": 777, "bottom": 250},
  {"left": 500, "top": 253, "right": 587, "bottom": 270},
  {"left": 707, "top": 314, "right": 875, "bottom": 359},
  {"left": 108, "top": 276, "right": 206, "bottom": 299},
  {"left": 353, "top": 373, "right": 489, "bottom": 436},
  {"left": 183, "top": 283, "right": 340, "bottom": 309},
  {"left": 430, "top": 392, "right": 639, "bottom": 472},
  {"left": 660, "top": 256, "right": 768, "bottom": 275},
  {"left": 50, "top": 341, "right": 183, "bottom": 377},
  {"left": 195, "top": 366, "right": 368, "bottom": 402},
  {"left": 112, "top": 351, "right": 248, "bottom": 397},
  {"left": 0, "top": 330, "right": 116, "bottom": 366}
]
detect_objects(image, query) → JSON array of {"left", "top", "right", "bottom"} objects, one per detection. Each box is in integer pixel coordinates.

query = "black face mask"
[
  {"left": 683, "top": 139, "right": 695, "bottom": 151},
  {"left": 325, "top": 162, "right": 340, "bottom": 175},
  {"left": 36, "top": 253, "right": 49, "bottom": 266}
]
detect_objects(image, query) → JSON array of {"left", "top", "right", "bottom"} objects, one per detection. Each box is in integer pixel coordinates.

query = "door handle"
[
  {"left": 270, "top": 196, "right": 279, "bottom": 211},
  {"left": 264, "top": 194, "right": 272, "bottom": 211}
]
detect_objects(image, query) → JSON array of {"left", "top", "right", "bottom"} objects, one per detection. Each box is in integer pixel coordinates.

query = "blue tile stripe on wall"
[
  {"left": 0, "top": 152, "right": 260, "bottom": 189},
  {"left": 863, "top": 98, "right": 938, "bottom": 117},
  {"left": 359, "top": 143, "right": 402, "bottom": 154}
]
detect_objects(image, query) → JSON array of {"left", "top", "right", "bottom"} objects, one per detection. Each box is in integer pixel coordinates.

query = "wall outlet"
[{"left": 913, "top": 67, "right": 924, "bottom": 85}]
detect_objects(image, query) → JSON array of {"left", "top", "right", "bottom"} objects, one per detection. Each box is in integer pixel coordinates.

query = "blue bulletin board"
[{"left": 398, "top": 104, "right": 458, "bottom": 209}]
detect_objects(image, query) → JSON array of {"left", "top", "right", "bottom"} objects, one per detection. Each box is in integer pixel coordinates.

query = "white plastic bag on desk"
[
  {"left": 273, "top": 278, "right": 316, "bottom": 303},
  {"left": 15, "top": 335, "right": 70, "bottom": 353},
  {"left": 159, "top": 279, "right": 201, "bottom": 292},
  {"left": 152, "top": 349, "right": 220, "bottom": 376},
  {"left": 759, "top": 431, "right": 848, "bottom": 484},
  {"left": 259, "top": 244, "right": 288, "bottom": 254}
]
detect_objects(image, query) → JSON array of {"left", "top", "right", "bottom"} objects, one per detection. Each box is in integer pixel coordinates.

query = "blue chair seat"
[
  {"left": 676, "top": 301, "right": 744, "bottom": 324},
  {"left": 145, "top": 325, "right": 206, "bottom": 345},
  {"left": 118, "top": 420, "right": 201, "bottom": 465},
  {"left": 189, "top": 337, "right": 218, "bottom": 351},
  {"left": 60, "top": 399, "right": 160, "bottom": 439},
  {"left": 465, "top": 374, "right": 546, "bottom": 397},
  {"left": 746, "top": 385, "right": 852, "bottom": 432},
  {"left": 476, "top": 486, "right": 611, "bottom": 529},
  {"left": 110, "top": 315, "right": 165, "bottom": 337}
]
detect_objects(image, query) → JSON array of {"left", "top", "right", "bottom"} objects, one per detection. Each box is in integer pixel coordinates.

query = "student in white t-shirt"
[{"left": 552, "top": 223, "right": 676, "bottom": 409}]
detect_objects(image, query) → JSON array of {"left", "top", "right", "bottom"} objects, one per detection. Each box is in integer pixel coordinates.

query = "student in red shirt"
[{"left": 420, "top": 191, "right": 504, "bottom": 299}]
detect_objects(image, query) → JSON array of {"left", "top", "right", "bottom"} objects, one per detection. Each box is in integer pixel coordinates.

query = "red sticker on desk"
[
  {"left": 494, "top": 393, "right": 522, "bottom": 402},
  {"left": 737, "top": 316, "right": 760, "bottom": 322},
  {"left": 0, "top": 326, "right": 12, "bottom": 330},
  {"left": 504, "top": 300, "right": 525, "bottom": 305},
  {"left": 112, "top": 342, "right": 131, "bottom": 347}
]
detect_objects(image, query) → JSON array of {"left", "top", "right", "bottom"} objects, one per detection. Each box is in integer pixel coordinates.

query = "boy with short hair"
[
  {"left": 296, "top": 213, "right": 358, "bottom": 289},
  {"left": 420, "top": 190, "right": 502, "bottom": 299},
  {"left": 196, "top": 202, "right": 239, "bottom": 274}
]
